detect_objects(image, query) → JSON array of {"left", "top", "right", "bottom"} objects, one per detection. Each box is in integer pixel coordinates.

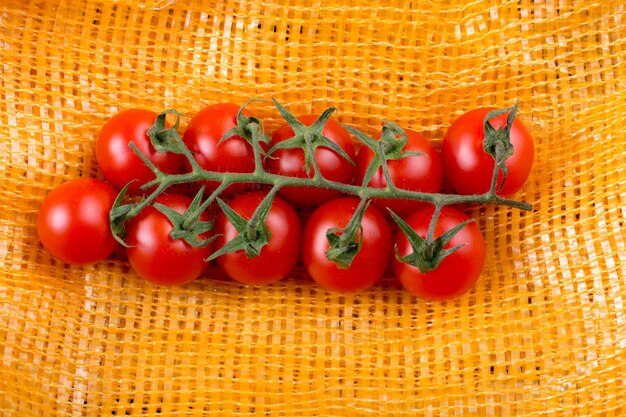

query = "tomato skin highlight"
[
  {"left": 355, "top": 128, "right": 443, "bottom": 217},
  {"left": 37, "top": 178, "right": 119, "bottom": 265},
  {"left": 96, "top": 109, "right": 185, "bottom": 195},
  {"left": 392, "top": 206, "right": 486, "bottom": 301},
  {"left": 215, "top": 192, "right": 302, "bottom": 285},
  {"left": 125, "top": 194, "right": 213, "bottom": 286},
  {"left": 182, "top": 103, "right": 260, "bottom": 196},
  {"left": 441, "top": 107, "right": 534, "bottom": 196},
  {"left": 302, "top": 197, "right": 392, "bottom": 292},
  {"left": 267, "top": 115, "right": 356, "bottom": 207}
]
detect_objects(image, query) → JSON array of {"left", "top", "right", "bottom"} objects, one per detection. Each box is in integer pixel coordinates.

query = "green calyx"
[
  {"left": 219, "top": 99, "right": 270, "bottom": 154},
  {"left": 342, "top": 121, "right": 423, "bottom": 188},
  {"left": 152, "top": 187, "right": 216, "bottom": 248},
  {"left": 268, "top": 98, "right": 355, "bottom": 178},
  {"left": 206, "top": 188, "right": 278, "bottom": 261},
  {"left": 482, "top": 101, "right": 519, "bottom": 192},
  {"left": 377, "top": 121, "right": 422, "bottom": 160},
  {"left": 146, "top": 109, "right": 188, "bottom": 155},
  {"left": 388, "top": 208, "right": 471, "bottom": 273},
  {"left": 324, "top": 198, "right": 370, "bottom": 269}
]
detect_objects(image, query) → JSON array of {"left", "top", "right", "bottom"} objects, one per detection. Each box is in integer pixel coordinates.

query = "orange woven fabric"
[{"left": 1, "top": 0, "right": 625, "bottom": 415}]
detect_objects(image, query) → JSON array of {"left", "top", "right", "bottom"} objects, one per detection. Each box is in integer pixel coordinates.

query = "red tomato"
[
  {"left": 214, "top": 192, "right": 301, "bottom": 285},
  {"left": 96, "top": 109, "right": 185, "bottom": 195},
  {"left": 125, "top": 194, "right": 213, "bottom": 285},
  {"left": 302, "top": 197, "right": 392, "bottom": 292},
  {"left": 183, "top": 103, "right": 261, "bottom": 196},
  {"left": 37, "top": 178, "right": 118, "bottom": 265},
  {"left": 267, "top": 115, "right": 356, "bottom": 207},
  {"left": 441, "top": 107, "right": 534, "bottom": 196},
  {"left": 355, "top": 128, "right": 443, "bottom": 217},
  {"left": 392, "top": 206, "right": 485, "bottom": 301}
]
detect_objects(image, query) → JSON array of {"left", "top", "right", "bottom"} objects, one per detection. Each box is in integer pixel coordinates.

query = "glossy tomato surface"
[
  {"left": 267, "top": 115, "right": 356, "bottom": 207},
  {"left": 37, "top": 178, "right": 119, "bottom": 264},
  {"left": 214, "top": 192, "right": 301, "bottom": 285},
  {"left": 96, "top": 109, "right": 185, "bottom": 195},
  {"left": 125, "top": 194, "right": 213, "bottom": 285},
  {"left": 302, "top": 197, "right": 392, "bottom": 292},
  {"left": 355, "top": 128, "right": 443, "bottom": 217},
  {"left": 392, "top": 206, "right": 486, "bottom": 300},
  {"left": 441, "top": 107, "right": 534, "bottom": 196}
]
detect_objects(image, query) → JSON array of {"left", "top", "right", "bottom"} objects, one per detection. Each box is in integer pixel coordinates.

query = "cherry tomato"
[
  {"left": 441, "top": 107, "right": 534, "bottom": 196},
  {"left": 214, "top": 192, "right": 301, "bottom": 285},
  {"left": 96, "top": 109, "right": 185, "bottom": 195},
  {"left": 267, "top": 115, "right": 356, "bottom": 207},
  {"left": 37, "top": 178, "right": 118, "bottom": 265},
  {"left": 125, "top": 194, "right": 213, "bottom": 286},
  {"left": 355, "top": 128, "right": 443, "bottom": 218},
  {"left": 183, "top": 103, "right": 261, "bottom": 196},
  {"left": 302, "top": 197, "right": 392, "bottom": 292},
  {"left": 392, "top": 206, "right": 485, "bottom": 301}
]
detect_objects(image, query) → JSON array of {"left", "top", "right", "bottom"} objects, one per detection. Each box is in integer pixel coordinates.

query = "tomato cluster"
[{"left": 37, "top": 102, "right": 533, "bottom": 301}]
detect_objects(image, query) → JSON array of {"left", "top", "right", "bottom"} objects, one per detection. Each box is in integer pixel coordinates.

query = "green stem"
[
  {"left": 423, "top": 204, "right": 443, "bottom": 261},
  {"left": 182, "top": 181, "right": 230, "bottom": 230},
  {"left": 489, "top": 142, "right": 505, "bottom": 196},
  {"left": 129, "top": 142, "right": 160, "bottom": 174},
  {"left": 304, "top": 132, "right": 323, "bottom": 180},
  {"left": 378, "top": 141, "right": 397, "bottom": 191},
  {"left": 324, "top": 196, "right": 370, "bottom": 268},
  {"left": 339, "top": 197, "right": 368, "bottom": 247},
  {"left": 128, "top": 179, "right": 173, "bottom": 217},
  {"left": 208, "top": 172, "right": 531, "bottom": 210},
  {"left": 245, "top": 185, "right": 281, "bottom": 240},
  {"left": 130, "top": 168, "right": 531, "bottom": 212},
  {"left": 253, "top": 134, "right": 265, "bottom": 175}
]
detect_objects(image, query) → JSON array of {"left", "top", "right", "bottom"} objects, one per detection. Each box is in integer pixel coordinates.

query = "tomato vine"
[{"left": 108, "top": 99, "right": 532, "bottom": 276}]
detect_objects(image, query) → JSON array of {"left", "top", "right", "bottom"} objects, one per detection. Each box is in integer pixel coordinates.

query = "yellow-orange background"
[{"left": 1, "top": 0, "right": 625, "bottom": 415}]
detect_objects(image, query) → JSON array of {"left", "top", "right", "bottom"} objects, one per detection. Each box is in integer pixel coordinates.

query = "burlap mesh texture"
[{"left": 1, "top": 0, "right": 625, "bottom": 415}]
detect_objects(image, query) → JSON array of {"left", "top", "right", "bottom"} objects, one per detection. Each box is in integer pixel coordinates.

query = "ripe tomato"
[
  {"left": 302, "top": 197, "right": 392, "bottom": 292},
  {"left": 183, "top": 103, "right": 261, "bottom": 196},
  {"left": 392, "top": 206, "right": 485, "bottom": 301},
  {"left": 214, "top": 192, "right": 301, "bottom": 285},
  {"left": 441, "top": 107, "right": 534, "bottom": 196},
  {"left": 355, "top": 128, "right": 443, "bottom": 218},
  {"left": 267, "top": 115, "right": 356, "bottom": 207},
  {"left": 37, "top": 178, "right": 118, "bottom": 265},
  {"left": 125, "top": 194, "right": 213, "bottom": 286},
  {"left": 96, "top": 109, "right": 185, "bottom": 195}
]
